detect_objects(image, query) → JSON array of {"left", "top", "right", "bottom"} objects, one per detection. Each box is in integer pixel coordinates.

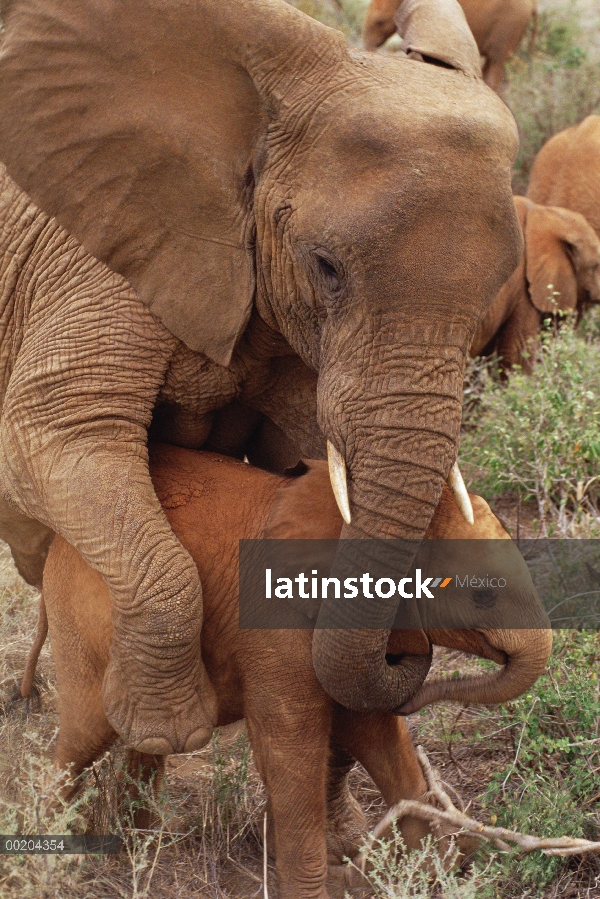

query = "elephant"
[
  {"left": 470, "top": 196, "right": 600, "bottom": 372},
  {"left": 527, "top": 115, "right": 600, "bottom": 238},
  {"left": 362, "top": 0, "right": 537, "bottom": 91},
  {"left": 0, "top": 0, "right": 521, "bottom": 755},
  {"left": 20, "top": 445, "right": 552, "bottom": 899}
]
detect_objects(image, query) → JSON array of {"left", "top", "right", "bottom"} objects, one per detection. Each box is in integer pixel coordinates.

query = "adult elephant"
[
  {"left": 0, "top": 0, "right": 521, "bottom": 754},
  {"left": 527, "top": 116, "right": 600, "bottom": 237},
  {"left": 363, "top": 0, "right": 537, "bottom": 91},
  {"left": 471, "top": 196, "right": 600, "bottom": 372}
]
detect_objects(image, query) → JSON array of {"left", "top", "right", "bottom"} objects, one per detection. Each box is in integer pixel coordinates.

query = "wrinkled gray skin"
[{"left": 0, "top": 0, "right": 521, "bottom": 754}]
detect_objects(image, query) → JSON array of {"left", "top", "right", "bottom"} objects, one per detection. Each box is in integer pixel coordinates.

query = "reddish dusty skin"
[
  {"left": 528, "top": 116, "right": 600, "bottom": 239},
  {"left": 470, "top": 196, "right": 600, "bottom": 373},
  {"left": 24, "top": 448, "right": 551, "bottom": 899}
]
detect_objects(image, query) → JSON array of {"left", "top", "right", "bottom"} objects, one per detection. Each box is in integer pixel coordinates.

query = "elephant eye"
[{"left": 314, "top": 251, "right": 343, "bottom": 296}]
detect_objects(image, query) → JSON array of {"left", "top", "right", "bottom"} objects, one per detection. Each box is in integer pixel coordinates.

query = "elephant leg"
[
  {"left": 0, "top": 491, "right": 54, "bottom": 588},
  {"left": 334, "top": 710, "right": 479, "bottom": 867},
  {"left": 332, "top": 709, "right": 435, "bottom": 851},
  {"left": 0, "top": 250, "right": 216, "bottom": 754},
  {"left": 56, "top": 704, "right": 164, "bottom": 832},
  {"left": 244, "top": 650, "right": 332, "bottom": 899},
  {"left": 496, "top": 300, "right": 541, "bottom": 374},
  {"left": 324, "top": 744, "right": 368, "bottom": 864},
  {"left": 46, "top": 538, "right": 164, "bottom": 824},
  {"left": 53, "top": 660, "right": 118, "bottom": 806}
]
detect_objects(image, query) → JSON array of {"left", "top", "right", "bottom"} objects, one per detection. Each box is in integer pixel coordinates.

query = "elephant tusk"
[
  {"left": 447, "top": 462, "right": 474, "bottom": 526},
  {"left": 327, "top": 440, "right": 351, "bottom": 525}
]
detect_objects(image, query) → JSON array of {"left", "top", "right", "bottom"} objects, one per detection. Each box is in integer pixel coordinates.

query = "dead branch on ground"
[{"left": 356, "top": 745, "right": 600, "bottom": 868}]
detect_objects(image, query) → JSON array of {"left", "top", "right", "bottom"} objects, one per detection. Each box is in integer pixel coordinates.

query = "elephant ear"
[
  {"left": 525, "top": 204, "right": 580, "bottom": 313},
  {"left": 394, "top": 0, "right": 482, "bottom": 78},
  {"left": 0, "top": 0, "right": 344, "bottom": 365}
]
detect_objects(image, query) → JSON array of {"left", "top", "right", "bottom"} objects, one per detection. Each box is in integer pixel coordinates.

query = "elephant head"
[
  {"left": 266, "top": 468, "right": 551, "bottom": 713},
  {"left": 472, "top": 196, "right": 600, "bottom": 371},
  {"left": 391, "top": 489, "right": 553, "bottom": 712},
  {"left": 0, "top": 0, "right": 521, "bottom": 712},
  {"left": 524, "top": 200, "right": 600, "bottom": 318}
]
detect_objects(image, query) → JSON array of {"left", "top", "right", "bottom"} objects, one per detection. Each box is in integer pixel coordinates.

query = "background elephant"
[
  {"left": 0, "top": 0, "right": 520, "bottom": 752},
  {"left": 22, "top": 446, "right": 551, "bottom": 899},
  {"left": 471, "top": 196, "right": 600, "bottom": 372},
  {"left": 363, "top": 0, "right": 537, "bottom": 91},
  {"left": 527, "top": 115, "right": 600, "bottom": 238}
]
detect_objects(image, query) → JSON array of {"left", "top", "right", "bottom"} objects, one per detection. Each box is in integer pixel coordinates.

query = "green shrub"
[
  {"left": 348, "top": 830, "right": 496, "bottom": 899},
  {"left": 505, "top": 4, "right": 600, "bottom": 193},
  {"left": 479, "top": 631, "right": 600, "bottom": 891},
  {"left": 285, "top": 0, "right": 369, "bottom": 43},
  {"left": 461, "top": 325, "right": 600, "bottom": 534}
]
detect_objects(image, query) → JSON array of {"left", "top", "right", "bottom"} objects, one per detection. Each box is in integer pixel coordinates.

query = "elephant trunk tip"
[{"left": 396, "top": 632, "right": 553, "bottom": 716}]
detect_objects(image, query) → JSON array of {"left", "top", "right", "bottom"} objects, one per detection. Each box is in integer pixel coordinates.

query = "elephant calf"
[
  {"left": 528, "top": 115, "right": 600, "bottom": 239},
  {"left": 470, "top": 195, "right": 600, "bottom": 373},
  {"left": 23, "top": 446, "right": 551, "bottom": 899}
]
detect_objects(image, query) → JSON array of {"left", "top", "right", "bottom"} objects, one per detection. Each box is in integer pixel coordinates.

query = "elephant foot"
[
  {"left": 102, "top": 654, "right": 217, "bottom": 755},
  {"left": 326, "top": 789, "right": 368, "bottom": 865},
  {"left": 327, "top": 861, "right": 372, "bottom": 899}
]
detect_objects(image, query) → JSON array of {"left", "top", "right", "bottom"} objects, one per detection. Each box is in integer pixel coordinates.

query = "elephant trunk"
[
  {"left": 313, "top": 347, "right": 465, "bottom": 711},
  {"left": 399, "top": 623, "right": 553, "bottom": 713}
]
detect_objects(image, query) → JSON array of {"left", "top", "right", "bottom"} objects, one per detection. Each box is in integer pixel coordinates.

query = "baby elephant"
[
  {"left": 471, "top": 195, "right": 600, "bottom": 373},
  {"left": 25, "top": 446, "right": 551, "bottom": 899}
]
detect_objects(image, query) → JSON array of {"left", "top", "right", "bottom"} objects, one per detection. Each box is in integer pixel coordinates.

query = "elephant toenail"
[
  {"left": 134, "top": 737, "right": 174, "bottom": 755},
  {"left": 183, "top": 726, "right": 213, "bottom": 753}
]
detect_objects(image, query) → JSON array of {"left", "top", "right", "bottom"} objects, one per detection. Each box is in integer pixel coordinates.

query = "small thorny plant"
[
  {"left": 0, "top": 734, "right": 100, "bottom": 899},
  {"left": 346, "top": 828, "right": 497, "bottom": 899},
  {"left": 113, "top": 766, "right": 191, "bottom": 899},
  {"left": 210, "top": 729, "right": 251, "bottom": 828}
]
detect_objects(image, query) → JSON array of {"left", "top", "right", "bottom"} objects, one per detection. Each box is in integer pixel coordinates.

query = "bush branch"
[{"left": 356, "top": 746, "right": 600, "bottom": 866}]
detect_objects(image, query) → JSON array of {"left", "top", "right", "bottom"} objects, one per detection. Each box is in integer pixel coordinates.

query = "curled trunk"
[
  {"left": 313, "top": 348, "right": 465, "bottom": 711},
  {"left": 398, "top": 624, "right": 553, "bottom": 713}
]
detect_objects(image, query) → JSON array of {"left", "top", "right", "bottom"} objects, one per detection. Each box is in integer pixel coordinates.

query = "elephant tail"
[{"left": 19, "top": 596, "right": 48, "bottom": 700}]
